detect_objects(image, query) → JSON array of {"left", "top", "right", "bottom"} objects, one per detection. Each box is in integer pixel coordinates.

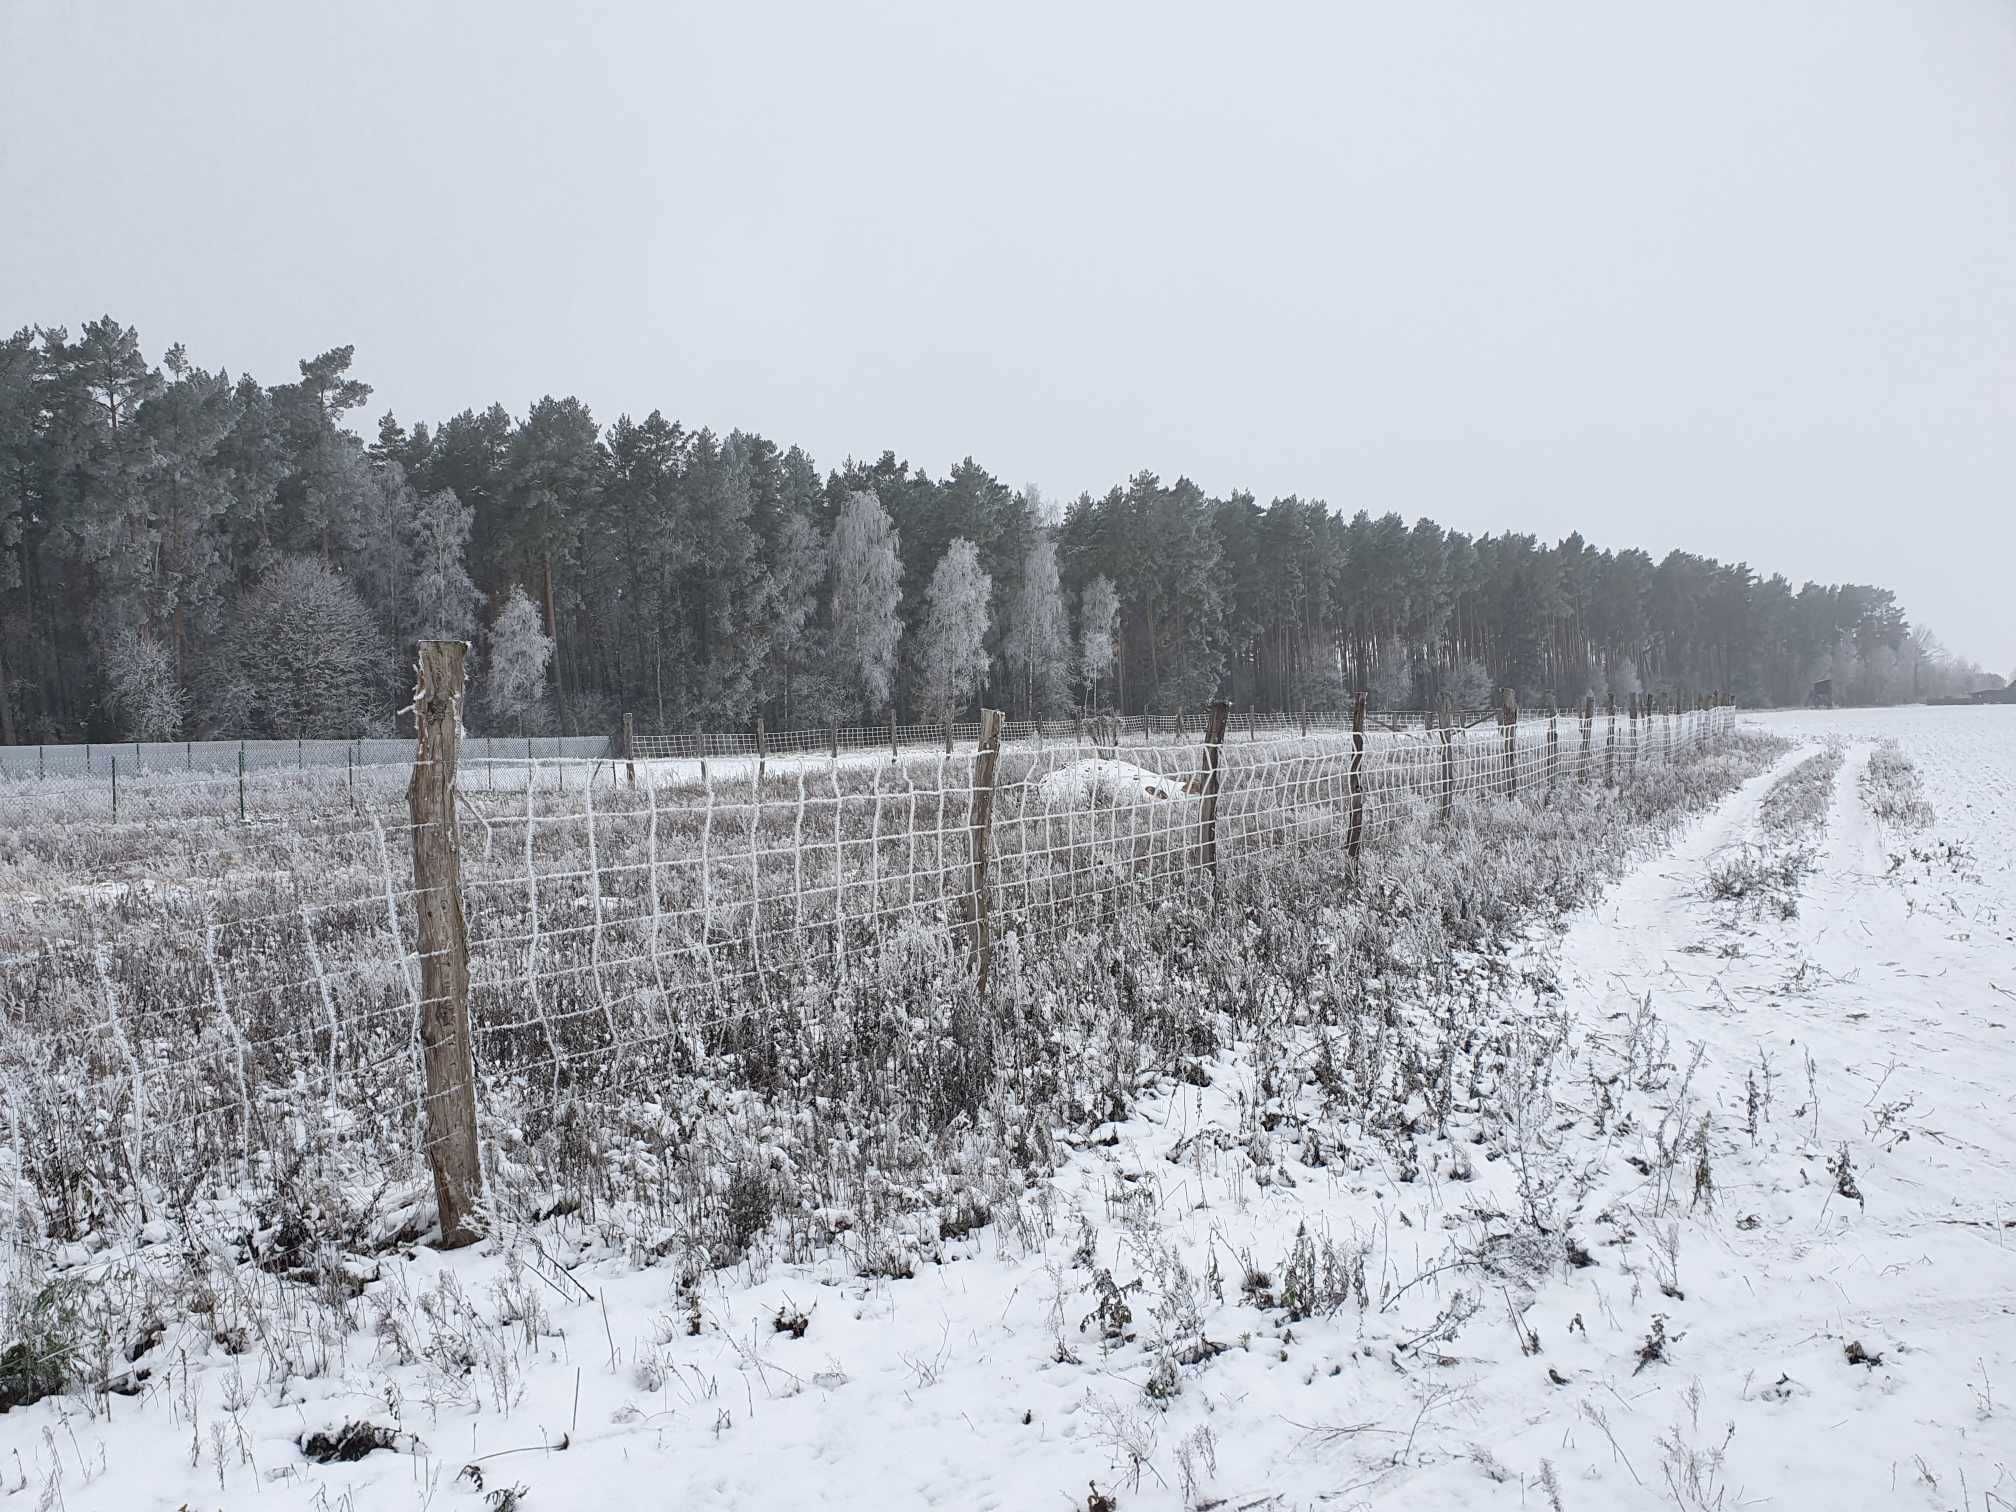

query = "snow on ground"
[{"left": 3, "top": 707, "right": 2011, "bottom": 1510}]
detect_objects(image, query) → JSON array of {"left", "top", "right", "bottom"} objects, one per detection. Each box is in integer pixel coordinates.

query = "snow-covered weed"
[{"left": 1860, "top": 739, "right": 1935, "bottom": 830}]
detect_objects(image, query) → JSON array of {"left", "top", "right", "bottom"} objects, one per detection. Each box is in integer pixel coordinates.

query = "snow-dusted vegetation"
[{"left": 0, "top": 708, "right": 1816, "bottom": 1505}]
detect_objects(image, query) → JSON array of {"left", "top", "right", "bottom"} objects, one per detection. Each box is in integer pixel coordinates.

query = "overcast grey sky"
[{"left": 5, "top": 0, "right": 2013, "bottom": 670}]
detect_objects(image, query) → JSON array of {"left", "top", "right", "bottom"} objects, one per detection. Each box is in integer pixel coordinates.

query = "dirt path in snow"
[{"left": 1508, "top": 738, "right": 2016, "bottom": 1511}]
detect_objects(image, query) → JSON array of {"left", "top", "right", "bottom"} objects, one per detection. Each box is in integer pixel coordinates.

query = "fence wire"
[{"left": 0, "top": 705, "right": 1734, "bottom": 1207}]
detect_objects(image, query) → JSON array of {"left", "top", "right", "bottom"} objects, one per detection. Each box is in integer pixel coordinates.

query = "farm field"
[{"left": 2, "top": 707, "right": 2011, "bottom": 1510}]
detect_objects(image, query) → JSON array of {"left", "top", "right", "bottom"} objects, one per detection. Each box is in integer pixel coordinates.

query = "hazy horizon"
[{"left": 5, "top": 0, "right": 2012, "bottom": 672}]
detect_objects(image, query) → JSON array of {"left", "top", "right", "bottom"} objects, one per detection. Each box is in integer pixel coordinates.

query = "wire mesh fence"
[{"left": 0, "top": 695, "right": 1736, "bottom": 1231}]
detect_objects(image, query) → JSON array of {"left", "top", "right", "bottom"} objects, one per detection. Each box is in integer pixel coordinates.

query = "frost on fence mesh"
[{"left": 0, "top": 709, "right": 1730, "bottom": 1194}]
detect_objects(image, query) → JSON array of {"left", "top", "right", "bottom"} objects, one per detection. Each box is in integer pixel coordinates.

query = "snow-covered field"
[{"left": 2, "top": 708, "right": 2010, "bottom": 1510}]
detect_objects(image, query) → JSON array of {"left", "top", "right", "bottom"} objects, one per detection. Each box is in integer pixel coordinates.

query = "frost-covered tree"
[
  {"left": 1005, "top": 536, "right": 1070, "bottom": 719},
  {"left": 213, "top": 557, "right": 390, "bottom": 738},
  {"left": 408, "top": 489, "right": 481, "bottom": 646},
  {"left": 1604, "top": 657, "right": 1643, "bottom": 702},
  {"left": 764, "top": 511, "right": 828, "bottom": 721},
  {"left": 102, "top": 630, "right": 187, "bottom": 740},
  {"left": 1369, "top": 650, "right": 1415, "bottom": 711},
  {"left": 482, "top": 586, "right": 554, "bottom": 732},
  {"left": 828, "top": 490, "right": 902, "bottom": 716},
  {"left": 1077, "top": 574, "right": 1119, "bottom": 709},
  {"left": 915, "top": 539, "right": 992, "bottom": 722},
  {"left": 1448, "top": 656, "right": 1495, "bottom": 709}
]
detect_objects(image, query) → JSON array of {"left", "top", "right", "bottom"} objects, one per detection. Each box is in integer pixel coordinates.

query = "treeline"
[{"left": 0, "top": 318, "right": 1995, "bottom": 743}]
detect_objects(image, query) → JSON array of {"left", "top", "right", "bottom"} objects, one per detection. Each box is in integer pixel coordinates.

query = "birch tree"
[
  {"left": 1078, "top": 574, "right": 1120, "bottom": 710},
  {"left": 915, "top": 538, "right": 992, "bottom": 722},
  {"left": 829, "top": 490, "right": 903, "bottom": 716},
  {"left": 483, "top": 586, "right": 555, "bottom": 732},
  {"left": 1006, "top": 536, "right": 1070, "bottom": 718}
]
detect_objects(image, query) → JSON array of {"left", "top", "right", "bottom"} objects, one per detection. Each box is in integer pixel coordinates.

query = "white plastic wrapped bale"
[{"left": 1033, "top": 757, "right": 1195, "bottom": 809}]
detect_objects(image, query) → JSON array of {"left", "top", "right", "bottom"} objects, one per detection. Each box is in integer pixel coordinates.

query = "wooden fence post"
[
  {"left": 755, "top": 715, "right": 767, "bottom": 780},
  {"left": 1348, "top": 689, "right": 1367, "bottom": 858},
  {"left": 1581, "top": 695, "right": 1594, "bottom": 779},
  {"left": 110, "top": 755, "right": 118, "bottom": 821},
  {"left": 1547, "top": 707, "right": 1559, "bottom": 791},
  {"left": 408, "top": 641, "right": 484, "bottom": 1249},
  {"left": 623, "top": 711, "right": 636, "bottom": 788},
  {"left": 238, "top": 747, "right": 246, "bottom": 822},
  {"left": 831, "top": 721, "right": 840, "bottom": 760},
  {"left": 1603, "top": 693, "right": 1616, "bottom": 784},
  {"left": 944, "top": 719, "right": 953, "bottom": 756},
  {"left": 1627, "top": 694, "right": 1638, "bottom": 780},
  {"left": 1439, "top": 698, "right": 1456, "bottom": 821},
  {"left": 1499, "top": 688, "right": 1517, "bottom": 797},
  {"left": 1201, "top": 699, "right": 1230, "bottom": 883},
  {"left": 891, "top": 710, "right": 898, "bottom": 763},
  {"left": 967, "top": 708, "right": 1005, "bottom": 996}
]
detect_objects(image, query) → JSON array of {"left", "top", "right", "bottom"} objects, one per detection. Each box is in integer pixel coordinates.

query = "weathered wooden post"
[
  {"left": 407, "top": 641, "right": 483, "bottom": 1249},
  {"left": 831, "top": 721, "right": 840, "bottom": 760},
  {"left": 1439, "top": 698, "right": 1456, "bottom": 821},
  {"left": 1581, "top": 695, "right": 1594, "bottom": 780},
  {"left": 1348, "top": 689, "right": 1368, "bottom": 858},
  {"left": 1627, "top": 694, "right": 1638, "bottom": 781},
  {"left": 943, "top": 719, "right": 953, "bottom": 756},
  {"left": 110, "top": 755, "right": 118, "bottom": 821},
  {"left": 1547, "top": 706, "right": 1559, "bottom": 791},
  {"left": 623, "top": 711, "right": 636, "bottom": 788},
  {"left": 1201, "top": 699, "right": 1231, "bottom": 883},
  {"left": 755, "top": 715, "right": 767, "bottom": 780},
  {"left": 1605, "top": 692, "right": 1617, "bottom": 785},
  {"left": 967, "top": 708, "right": 1005, "bottom": 995},
  {"left": 1499, "top": 688, "right": 1517, "bottom": 797},
  {"left": 238, "top": 747, "right": 246, "bottom": 823},
  {"left": 890, "top": 710, "right": 898, "bottom": 763}
]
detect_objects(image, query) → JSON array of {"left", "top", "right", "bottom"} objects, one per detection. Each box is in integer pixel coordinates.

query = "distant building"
[
  {"left": 1809, "top": 678, "right": 1834, "bottom": 708},
  {"left": 1969, "top": 685, "right": 2016, "bottom": 704}
]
